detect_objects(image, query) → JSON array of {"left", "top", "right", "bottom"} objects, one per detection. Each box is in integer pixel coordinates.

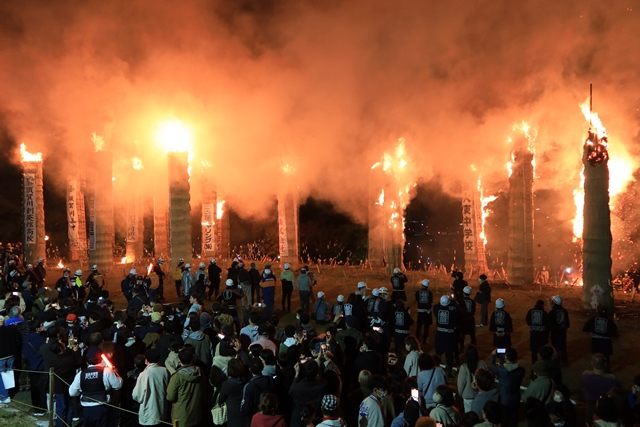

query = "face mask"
[{"left": 553, "top": 391, "right": 564, "bottom": 403}]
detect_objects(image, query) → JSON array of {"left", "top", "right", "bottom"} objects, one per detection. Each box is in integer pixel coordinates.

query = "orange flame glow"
[
  {"left": 216, "top": 200, "right": 226, "bottom": 220},
  {"left": 477, "top": 178, "right": 497, "bottom": 246},
  {"left": 91, "top": 133, "right": 105, "bottom": 152},
  {"left": 154, "top": 119, "right": 193, "bottom": 153},
  {"left": 120, "top": 257, "right": 127, "bottom": 264},
  {"left": 281, "top": 162, "right": 296, "bottom": 175},
  {"left": 132, "top": 157, "right": 143, "bottom": 171},
  {"left": 20, "top": 143, "right": 43, "bottom": 162},
  {"left": 56, "top": 260, "right": 65, "bottom": 269},
  {"left": 147, "top": 262, "right": 153, "bottom": 276}
]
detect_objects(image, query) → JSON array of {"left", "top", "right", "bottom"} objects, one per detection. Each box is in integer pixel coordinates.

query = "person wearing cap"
[
  {"left": 392, "top": 300, "right": 413, "bottom": 356},
  {"left": 347, "top": 282, "right": 369, "bottom": 331},
  {"left": 218, "top": 278, "right": 244, "bottom": 325},
  {"left": 207, "top": 258, "right": 222, "bottom": 300},
  {"left": 526, "top": 299, "right": 550, "bottom": 363},
  {"left": 475, "top": 274, "right": 492, "bottom": 327},
  {"left": 181, "top": 264, "right": 194, "bottom": 300},
  {"left": 317, "top": 394, "right": 345, "bottom": 427},
  {"left": 313, "top": 291, "right": 332, "bottom": 324},
  {"left": 415, "top": 279, "right": 433, "bottom": 344},
  {"left": 434, "top": 295, "right": 458, "bottom": 371},
  {"left": 548, "top": 295, "right": 570, "bottom": 365},
  {"left": 366, "top": 288, "right": 388, "bottom": 330},
  {"left": 173, "top": 259, "right": 185, "bottom": 299},
  {"left": 390, "top": 267, "right": 408, "bottom": 302},
  {"left": 297, "top": 267, "right": 313, "bottom": 313},
  {"left": 280, "top": 263, "right": 295, "bottom": 313},
  {"left": 72, "top": 269, "right": 86, "bottom": 302},
  {"left": 260, "top": 268, "right": 277, "bottom": 317},
  {"left": 490, "top": 298, "right": 513, "bottom": 349},
  {"left": 332, "top": 294, "right": 346, "bottom": 328},
  {"left": 121, "top": 269, "right": 138, "bottom": 302},
  {"left": 458, "top": 286, "right": 477, "bottom": 352},
  {"left": 69, "top": 350, "right": 123, "bottom": 426}
]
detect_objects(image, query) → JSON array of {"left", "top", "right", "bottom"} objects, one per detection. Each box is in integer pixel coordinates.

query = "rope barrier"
[
  {"left": 6, "top": 398, "right": 73, "bottom": 427},
  {"left": 3, "top": 367, "right": 173, "bottom": 426}
]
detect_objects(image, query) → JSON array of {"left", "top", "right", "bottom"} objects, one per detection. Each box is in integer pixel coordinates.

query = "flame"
[
  {"left": 147, "top": 262, "right": 153, "bottom": 276},
  {"left": 371, "top": 138, "right": 415, "bottom": 231},
  {"left": 120, "top": 257, "right": 127, "bottom": 264},
  {"left": 44, "top": 235, "right": 50, "bottom": 241},
  {"left": 281, "top": 162, "right": 296, "bottom": 175},
  {"left": 216, "top": 199, "right": 226, "bottom": 220},
  {"left": 154, "top": 119, "right": 193, "bottom": 153},
  {"left": 20, "top": 143, "right": 43, "bottom": 162},
  {"left": 132, "top": 157, "right": 143, "bottom": 171},
  {"left": 56, "top": 260, "right": 65, "bottom": 269},
  {"left": 91, "top": 133, "right": 105, "bottom": 152},
  {"left": 477, "top": 178, "right": 497, "bottom": 246},
  {"left": 572, "top": 99, "right": 636, "bottom": 241}
]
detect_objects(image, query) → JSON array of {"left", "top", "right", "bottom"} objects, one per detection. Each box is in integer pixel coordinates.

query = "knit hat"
[
  {"left": 496, "top": 298, "right": 505, "bottom": 309},
  {"left": 321, "top": 394, "right": 339, "bottom": 412}
]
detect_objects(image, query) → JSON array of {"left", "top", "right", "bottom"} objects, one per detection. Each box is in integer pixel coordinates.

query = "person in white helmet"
[
  {"left": 72, "top": 269, "right": 86, "bottom": 302},
  {"left": 260, "top": 267, "right": 277, "bottom": 317},
  {"left": 490, "top": 298, "right": 513, "bottom": 349},
  {"left": 207, "top": 259, "right": 222, "bottom": 300},
  {"left": 434, "top": 295, "right": 458, "bottom": 372},
  {"left": 458, "top": 286, "right": 477, "bottom": 352},
  {"left": 56, "top": 268, "right": 73, "bottom": 300},
  {"left": 332, "top": 294, "right": 347, "bottom": 328},
  {"left": 194, "top": 262, "right": 207, "bottom": 296},
  {"left": 86, "top": 264, "right": 104, "bottom": 301},
  {"left": 548, "top": 295, "right": 570, "bottom": 364},
  {"left": 366, "top": 288, "right": 388, "bottom": 329},
  {"left": 390, "top": 267, "right": 408, "bottom": 302},
  {"left": 347, "top": 282, "right": 369, "bottom": 331},
  {"left": 415, "top": 279, "right": 433, "bottom": 344},
  {"left": 297, "top": 266, "right": 313, "bottom": 313},
  {"left": 280, "top": 263, "right": 295, "bottom": 313},
  {"left": 313, "top": 291, "right": 332, "bottom": 324},
  {"left": 181, "top": 264, "right": 194, "bottom": 299},
  {"left": 218, "top": 278, "right": 244, "bottom": 324},
  {"left": 526, "top": 299, "right": 550, "bottom": 363},
  {"left": 121, "top": 268, "right": 138, "bottom": 302}
]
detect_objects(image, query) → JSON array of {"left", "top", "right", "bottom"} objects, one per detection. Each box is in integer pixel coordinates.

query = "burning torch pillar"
[
  {"left": 88, "top": 151, "right": 115, "bottom": 270},
  {"left": 67, "top": 177, "right": 88, "bottom": 263},
  {"left": 507, "top": 145, "right": 535, "bottom": 285},
  {"left": 582, "top": 131, "right": 613, "bottom": 310},
  {"left": 462, "top": 188, "right": 488, "bottom": 275},
  {"left": 168, "top": 152, "right": 192, "bottom": 265},
  {"left": 278, "top": 191, "right": 299, "bottom": 265},
  {"left": 21, "top": 146, "right": 46, "bottom": 263},
  {"left": 215, "top": 195, "right": 230, "bottom": 260}
]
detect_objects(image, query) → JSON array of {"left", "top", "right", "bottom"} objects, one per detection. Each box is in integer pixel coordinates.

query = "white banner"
[
  {"left": 461, "top": 196, "right": 474, "bottom": 254},
  {"left": 202, "top": 202, "right": 214, "bottom": 252},
  {"left": 277, "top": 194, "right": 289, "bottom": 256},
  {"left": 23, "top": 173, "right": 37, "bottom": 244},
  {"left": 67, "top": 180, "right": 80, "bottom": 249}
]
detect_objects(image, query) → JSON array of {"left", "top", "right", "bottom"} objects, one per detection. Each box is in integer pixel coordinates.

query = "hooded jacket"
[
  {"left": 184, "top": 330, "right": 212, "bottom": 367},
  {"left": 132, "top": 363, "right": 169, "bottom": 426},
  {"left": 166, "top": 365, "right": 203, "bottom": 427}
]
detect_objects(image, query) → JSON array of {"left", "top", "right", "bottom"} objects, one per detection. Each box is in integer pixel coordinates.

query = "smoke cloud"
[{"left": 1, "top": 0, "right": 639, "bottom": 229}]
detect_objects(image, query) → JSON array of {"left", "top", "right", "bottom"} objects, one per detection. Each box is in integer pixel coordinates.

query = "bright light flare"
[
  {"left": 20, "top": 143, "right": 43, "bottom": 162},
  {"left": 120, "top": 257, "right": 127, "bottom": 264},
  {"left": 154, "top": 119, "right": 193, "bottom": 153},
  {"left": 281, "top": 162, "right": 296, "bottom": 175},
  {"left": 477, "top": 178, "right": 497, "bottom": 246},
  {"left": 91, "top": 133, "right": 105, "bottom": 152},
  {"left": 132, "top": 157, "right": 143, "bottom": 171},
  {"left": 56, "top": 260, "right": 65, "bottom": 269},
  {"left": 147, "top": 263, "right": 153, "bottom": 276},
  {"left": 216, "top": 200, "right": 226, "bottom": 220}
]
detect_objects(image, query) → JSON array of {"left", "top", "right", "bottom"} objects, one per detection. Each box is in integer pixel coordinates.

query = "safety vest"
[{"left": 80, "top": 366, "right": 107, "bottom": 404}]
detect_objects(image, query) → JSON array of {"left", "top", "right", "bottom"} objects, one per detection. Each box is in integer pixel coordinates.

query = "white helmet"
[
  {"left": 379, "top": 287, "right": 389, "bottom": 295},
  {"left": 337, "top": 294, "right": 345, "bottom": 302},
  {"left": 75, "top": 269, "right": 83, "bottom": 276},
  {"left": 184, "top": 264, "right": 191, "bottom": 269},
  {"left": 372, "top": 288, "right": 381, "bottom": 297},
  {"left": 357, "top": 281, "right": 367, "bottom": 289},
  {"left": 225, "top": 279, "right": 234, "bottom": 287},
  {"left": 178, "top": 257, "right": 185, "bottom": 263},
  {"left": 552, "top": 295, "right": 562, "bottom": 305},
  {"left": 283, "top": 263, "right": 290, "bottom": 270},
  {"left": 199, "top": 262, "right": 205, "bottom": 268},
  {"left": 91, "top": 264, "right": 98, "bottom": 271},
  {"left": 463, "top": 286, "right": 472, "bottom": 295},
  {"left": 393, "top": 267, "right": 401, "bottom": 274},
  {"left": 27, "top": 264, "right": 33, "bottom": 269},
  {"left": 496, "top": 298, "right": 505, "bottom": 309},
  {"left": 129, "top": 268, "right": 137, "bottom": 275},
  {"left": 440, "top": 295, "right": 450, "bottom": 306},
  {"left": 317, "top": 291, "right": 325, "bottom": 298},
  {"left": 210, "top": 258, "right": 216, "bottom": 264},
  {"left": 421, "top": 279, "right": 430, "bottom": 288},
  {"left": 264, "top": 268, "right": 272, "bottom": 275}
]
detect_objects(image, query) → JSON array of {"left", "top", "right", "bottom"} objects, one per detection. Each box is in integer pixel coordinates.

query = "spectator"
[
  {"left": 290, "top": 358, "right": 327, "bottom": 427},
  {"left": 417, "top": 353, "right": 447, "bottom": 410},
  {"left": 403, "top": 336, "right": 421, "bottom": 378},
  {"left": 470, "top": 368, "right": 499, "bottom": 419},
  {"left": 358, "top": 375, "right": 388, "bottom": 427},
  {"left": 457, "top": 345, "right": 486, "bottom": 413},
  {"left": 221, "top": 358, "right": 250, "bottom": 427},
  {"left": 252, "top": 392, "right": 286, "bottom": 427},
  {"left": 475, "top": 400, "right": 502, "bottom": 427},
  {"left": 316, "top": 394, "right": 346, "bottom": 427},
  {"left": 583, "top": 354, "right": 620, "bottom": 424},
  {"left": 132, "top": 348, "right": 169, "bottom": 427},
  {"left": 428, "top": 385, "right": 461, "bottom": 426},
  {"left": 242, "top": 357, "right": 276, "bottom": 419},
  {"left": 487, "top": 347, "right": 524, "bottom": 427},
  {"left": 166, "top": 348, "right": 204, "bottom": 427},
  {"left": 0, "top": 313, "right": 21, "bottom": 404}
]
